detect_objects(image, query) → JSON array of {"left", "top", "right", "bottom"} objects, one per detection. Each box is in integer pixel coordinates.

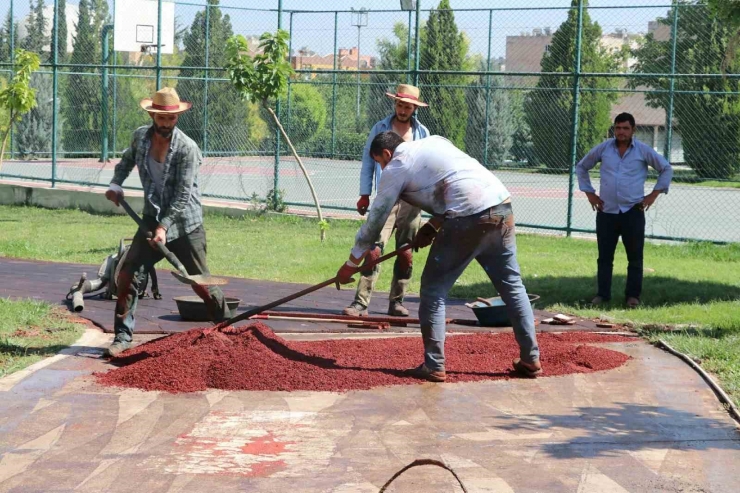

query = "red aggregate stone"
[{"left": 95, "top": 322, "right": 633, "bottom": 393}]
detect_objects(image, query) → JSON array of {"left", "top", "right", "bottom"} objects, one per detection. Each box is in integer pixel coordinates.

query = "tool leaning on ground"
[
  {"left": 118, "top": 198, "right": 228, "bottom": 287},
  {"left": 214, "top": 244, "right": 414, "bottom": 330}
]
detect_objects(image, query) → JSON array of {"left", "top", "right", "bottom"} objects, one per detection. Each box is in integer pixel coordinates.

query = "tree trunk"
[
  {"left": 265, "top": 103, "right": 326, "bottom": 242},
  {"left": 0, "top": 111, "right": 14, "bottom": 174}
]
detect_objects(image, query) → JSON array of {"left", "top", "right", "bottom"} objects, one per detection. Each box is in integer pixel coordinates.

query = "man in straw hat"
[
  {"left": 343, "top": 83, "right": 430, "bottom": 318},
  {"left": 103, "top": 87, "right": 227, "bottom": 357}
]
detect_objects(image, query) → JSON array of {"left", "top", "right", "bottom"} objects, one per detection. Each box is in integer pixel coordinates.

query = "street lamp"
[
  {"left": 351, "top": 8, "right": 368, "bottom": 122},
  {"left": 399, "top": 0, "right": 416, "bottom": 10}
]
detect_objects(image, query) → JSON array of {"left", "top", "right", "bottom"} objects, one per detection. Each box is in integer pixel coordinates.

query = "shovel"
[
  {"left": 119, "top": 198, "right": 228, "bottom": 287},
  {"left": 216, "top": 243, "right": 413, "bottom": 329}
]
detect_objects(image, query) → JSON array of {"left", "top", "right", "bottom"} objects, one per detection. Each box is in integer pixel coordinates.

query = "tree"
[
  {"left": 226, "top": 30, "right": 327, "bottom": 241},
  {"left": 22, "top": 0, "right": 48, "bottom": 53},
  {"left": 707, "top": 0, "right": 740, "bottom": 72},
  {"left": 176, "top": 0, "right": 249, "bottom": 154},
  {"left": 0, "top": 12, "right": 20, "bottom": 63},
  {"left": 15, "top": 73, "right": 61, "bottom": 158},
  {"left": 281, "top": 83, "right": 326, "bottom": 147},
  {"left": 418, "top": 0, "right": 469, "bottom": 149},
  {"left": 524, "top": 0, "right": 622, "bottom": 171},
  {"left": 63, "top": 0, "right": 100, "bottom": 155},
  {"left": 0, "top": 49, "right": 40, "bottom": 171},
  {"left": 465, "top": 66, "right": 514, "bottom": 168},
  {"left": 632, "top": 3, "right": 740, "bottom": 179},
  {"left": 49, "top": 0, "right": 68, "bottom": 63}
]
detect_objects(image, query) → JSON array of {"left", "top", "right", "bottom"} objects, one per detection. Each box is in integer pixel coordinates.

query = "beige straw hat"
[
  {"left": 384, "top": 83, "right": 428, "bottom": 107},
  {"left": 140, "top": 87, "right": 192, "bottom": 114}
]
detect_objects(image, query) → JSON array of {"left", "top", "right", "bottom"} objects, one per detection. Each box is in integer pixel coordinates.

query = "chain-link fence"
[{"left": 1, "top": 0, "right": 739, "bottom": 242}]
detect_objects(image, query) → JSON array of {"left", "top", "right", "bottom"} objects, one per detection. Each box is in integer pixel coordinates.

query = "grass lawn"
[
  {"left": 0, "top": 298, "right": 85, "bottom": 377},
  {"left": 1, "top": 204, "right": 739, "bottom": 405}
]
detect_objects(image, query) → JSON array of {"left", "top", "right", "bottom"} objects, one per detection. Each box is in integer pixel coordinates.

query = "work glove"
[
  {"left": 335, "top": 260, "right": 360, "bottom": 290},
  {"left": 356, "top": 195, "right": 370, "bottom": 216},
  {"left": 359, "top": 245, "right": 382, "bottom": 276},
  {"left": 413, "top": 222, "right": 439, "bottom": 251}
]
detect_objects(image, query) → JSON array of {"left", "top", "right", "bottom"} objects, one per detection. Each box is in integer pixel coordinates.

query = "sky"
[{"left": 4, "top": 0, "right": 676, "bottom": 60}]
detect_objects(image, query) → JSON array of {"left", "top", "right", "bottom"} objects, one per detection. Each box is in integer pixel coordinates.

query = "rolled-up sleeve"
[{"left": 576, "top": 142, "right": 605, "bottom": 194}]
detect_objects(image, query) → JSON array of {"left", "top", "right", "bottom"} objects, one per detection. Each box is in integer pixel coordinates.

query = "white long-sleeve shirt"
[{"left": 351, "top": 136, "right": 511, "bottom": 258}]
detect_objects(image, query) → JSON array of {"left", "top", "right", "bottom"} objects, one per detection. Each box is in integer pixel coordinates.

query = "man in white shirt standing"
[{"left": 336, "top": 132, "right": 542, "bottom": 381}]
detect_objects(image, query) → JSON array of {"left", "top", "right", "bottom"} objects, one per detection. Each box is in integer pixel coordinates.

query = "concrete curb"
[{"left": 657, "top": 339, "right": 740, "bottom": 425}]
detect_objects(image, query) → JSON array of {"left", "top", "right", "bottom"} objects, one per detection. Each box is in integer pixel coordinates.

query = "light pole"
[{"left": 351, "top": 8, "right": 368, "bottom": 123}]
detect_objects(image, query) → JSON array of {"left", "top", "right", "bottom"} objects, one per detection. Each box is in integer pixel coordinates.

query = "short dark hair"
[
  {"left": 370, "top": 131, "right": 404, "bottom": 158},
  {"left": 614, "top": 112, "right": 635, "bottom": 128}
]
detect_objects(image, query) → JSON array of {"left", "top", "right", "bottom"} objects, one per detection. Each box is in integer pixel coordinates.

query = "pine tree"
[
  {"left": 632, "top": 4, "right": 740, "bottom": 179},
  {"left": 176, "top": 0, "right": 249, "bottom": 154},
  {"left": 15, "top": 73, "right": 64, "bottom": 158},
  {"left": 0, "top": 12, "right": 19, "bottom": 63},
  {"left": 418, "top": 0, "right": 468, "bottom": 149},
  {"left": 49, "top": 0, "right": 68, "bottom": 63},
  {"left": 465, "top": 69, "right": 514, "bottom": 168},
  {"left": 63, "top": 0, "right": 100, "bottom": 155},
  {"left": 524, "top": 0, "right": 621, "bottom": 171},
  {"left": 21, "top": 0, "right": 47, "bottom": 53}
]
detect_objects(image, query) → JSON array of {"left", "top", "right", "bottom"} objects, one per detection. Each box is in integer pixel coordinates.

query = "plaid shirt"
[{"left": 111, "top": 125, "right": 203, "bottom": 241}]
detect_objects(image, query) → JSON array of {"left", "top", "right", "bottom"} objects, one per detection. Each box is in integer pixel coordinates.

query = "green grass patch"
[
  {"left": 0, "top": 297, "right": 85, "bottom": 377},
  {"left": 1, "top": 204, "right": 739, "bottom": 401}
]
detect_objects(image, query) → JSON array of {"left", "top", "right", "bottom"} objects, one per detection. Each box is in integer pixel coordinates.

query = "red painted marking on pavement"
[{"left": 241, "top": 432, "right": 295, "bottom": 456}]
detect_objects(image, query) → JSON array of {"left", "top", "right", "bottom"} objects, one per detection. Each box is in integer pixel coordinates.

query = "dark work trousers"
[
  {"left": 596, "top": 206, "right": 645, "bottom": 301},
  {"left": 114, "top": 216, "right": 227, "bottom": 342}
]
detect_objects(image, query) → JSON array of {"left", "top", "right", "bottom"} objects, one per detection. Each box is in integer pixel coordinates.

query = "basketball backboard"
[{"left": 114, "top": 0, "right": 175, "bottom": 54}]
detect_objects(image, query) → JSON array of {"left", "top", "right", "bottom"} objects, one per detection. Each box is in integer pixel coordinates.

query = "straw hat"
[
  {"left": 140, "top": 87, "right": 192, "bottom": 114},
  {"left": 384, "top": 83, "right": 428, "bottom": 107}
]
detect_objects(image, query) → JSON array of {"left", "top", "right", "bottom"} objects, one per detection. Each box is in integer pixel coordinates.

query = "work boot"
[
  {"left": 104, "top": 340, "right": 132, "bottom": 358},
  {"left": 388, "top": 301, "right": 409, "bottom": 317},
  {"left": 591, "top": 295, "right": 607, "bottom": 305},
  {"left": 404, "top": 363, "right": 446, "bottom": 382},
  {"left": 512, "top": 358, "right": 542, "bottom": 378},
  {"left": 626, "top": 297, "right": 640, "bottom": 308},
  {"left": 342, "top": 302, "right": 368, "bottom": 317}
]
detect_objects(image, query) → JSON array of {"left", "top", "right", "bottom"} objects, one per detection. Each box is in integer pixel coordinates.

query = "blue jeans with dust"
[{"left": 419, "top": 203, "right": 540, "bottom": 371}]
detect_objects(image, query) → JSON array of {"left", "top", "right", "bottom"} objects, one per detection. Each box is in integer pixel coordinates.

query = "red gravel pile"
[{"left": 96, "top": 323, "right": 633, "bottom": 393}]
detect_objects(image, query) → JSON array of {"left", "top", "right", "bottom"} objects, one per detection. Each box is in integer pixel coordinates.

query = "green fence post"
[
  {"left": 413, "top": 0, "right": 421, "bottom": 87},
  {"left": 273, "top": 0, "right": 283, "bottom": 208},
  {"left": 100, "top": 24, "right": 113, "bottom": 163},
  {"left": 566, "top": 0, "right": 584, "bottom": 237},
  {"left": 483, "top": 9, "right": 493, "bottom": 168},
  {"left": 406, "top": 10, "right": 412, "bottom": 84},
  {"left": 51, "top": 0, "right": 58, "bottom": 187},
  {"left": 112, "top": 0, "right": 117, "bottom": 158},
  {"left": 286, "top": 11, "right": 293, "bottom": 136},
  {"left": 202, "top": 2, "right": 210, "bottom": 158},
  {"left": 9, "top": 0, "right": 14, "bottom": 160},
  {"left": 664, "top": 1, "right": 679, "bottom": 160},
  {"left": 331, "top": 11, "right": 338, "bottom": 157},
  {"left": 156, "top": 0, "right": 162, "bottom": 89}
]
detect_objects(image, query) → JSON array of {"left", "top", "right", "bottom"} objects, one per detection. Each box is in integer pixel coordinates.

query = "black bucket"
[
  {"left": 469, "top": 294, "right": 540, "bottom": 327},
  {"left": 173, "top": 296, "right": 241, "bottom": 321}
]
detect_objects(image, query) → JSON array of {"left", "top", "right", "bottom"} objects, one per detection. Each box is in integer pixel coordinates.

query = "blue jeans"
[
  {"left": 114, "top": 217, "right": 227, "bottom": 343},
  {"left": 419, "top": 203, "right": 539, "bottom": 371}
]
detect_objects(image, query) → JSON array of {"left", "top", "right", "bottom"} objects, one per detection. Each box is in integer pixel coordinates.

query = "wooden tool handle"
[{"left": 219, "top": 244, "right": 414, "bottom": 328}]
